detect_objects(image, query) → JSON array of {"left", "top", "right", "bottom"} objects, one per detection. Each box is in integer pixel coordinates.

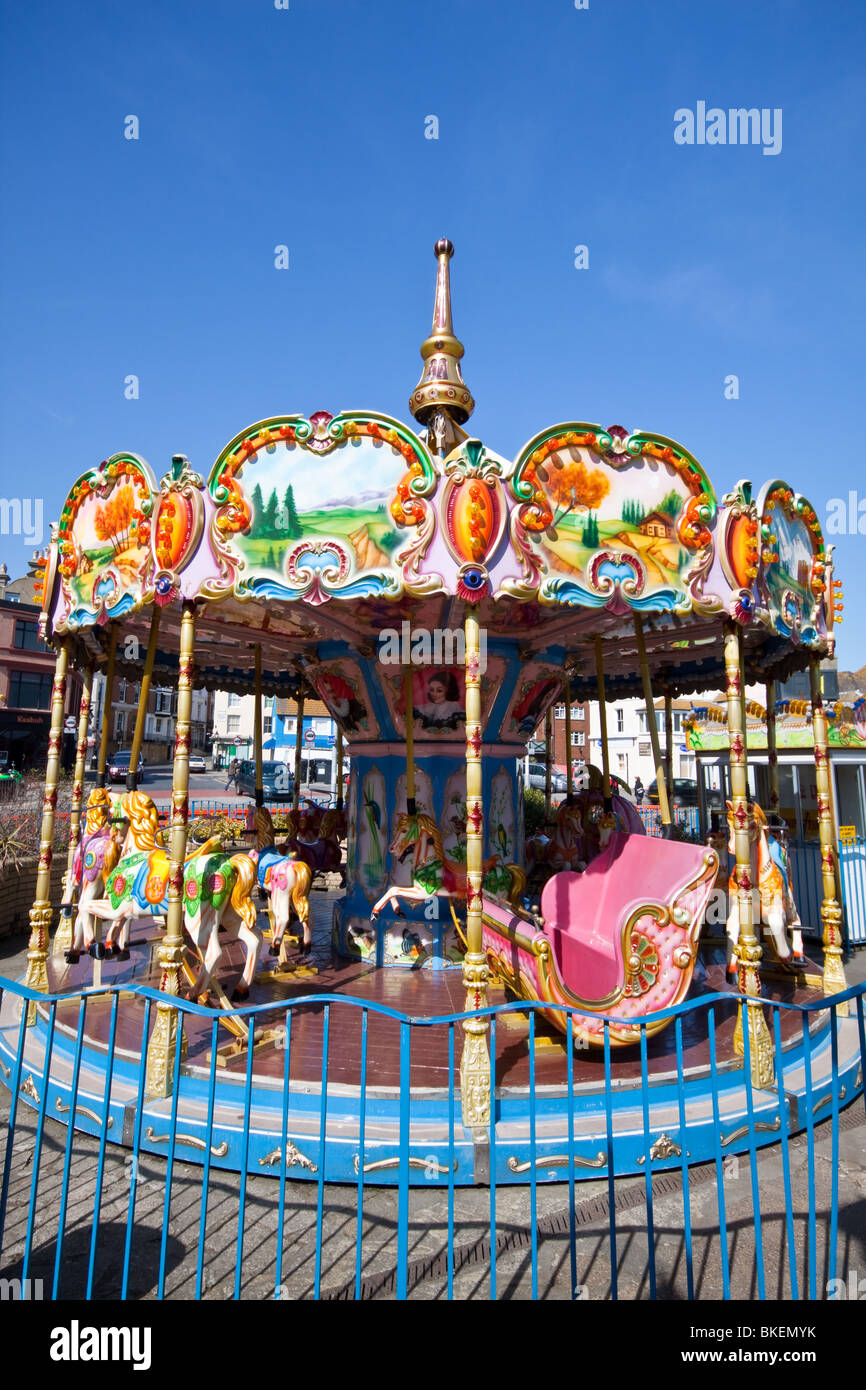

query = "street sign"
[
  {"left": 63, "top": 717, "right": 76, "bottom": 734},
  {"left": 839, "top": 825, "right": 857, "bottom": 843},
  {"left": 304, "top": 728, "right": 315, "bottom": 745}
]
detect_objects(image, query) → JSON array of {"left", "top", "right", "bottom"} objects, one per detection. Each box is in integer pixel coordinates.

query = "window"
[
  {"left": 571, "top": 705, "right": 581, "bottom": 720},
  {"left": 263, "top": 716, "right": 273, "bottom": 734},
  {"left": 155, "top": 689, "right": 172, "bottom": 714},
  {"left": 13, "top": 620, "right": 47, "bottom": 652},
  {"left": 673, "top": 711, "right": 683, "bottom": 733},
  {"left": 117, "top": 679, "right": 127, "bottom": 702},
  {"left": 554, "top": 704, "right": 565, "bottom": 719},
  {"left": 616, "top": 709, "right": 624, "bottom": 733},
  {"left": 8, "top": 670, "right": 53, "bottom": 709},
  {"left": 285, "top": 718, "right": 296, "bottom": 735},
  {"left": 227, "top": 715, "right": 240, "bottom": 734},
  {"left": 228, "top": 693, "right": 241, "bottom": 707},
  {"left": 571, "top": 731, "right": 585, "bottom": 747},
  {"left": 638, "top": 711, "right": 648, "bottom": 733}
]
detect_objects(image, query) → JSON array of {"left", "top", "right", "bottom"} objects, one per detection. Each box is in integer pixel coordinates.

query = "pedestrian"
[
  {"left": 225, "top": 757, "right": 240, "bottom": 792},
  {"left": 634, "top": 777, "right": 645, "bottom": 806}
]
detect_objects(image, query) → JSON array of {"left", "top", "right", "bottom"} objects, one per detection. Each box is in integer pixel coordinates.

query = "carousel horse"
[
  {"left": 370, "top": 811, "right": 525, "bottom": 919},
  {"left": 725, "top": 800, "right": 803, "bottom": 974},
  {"left": 249, "top": 807, "right": 313, "bottom": 956},
  {"left": 63, "top": 788, "right": 124, "bottom": 963},
  {"left": 87, "top": 791, "right": 263, "bottom": 1003},
  {"left": 526, "top": 800, "right": 587, "bottom": 876},
  {"left": 282, "top": 802, "right": 344, "bottom": 881}
]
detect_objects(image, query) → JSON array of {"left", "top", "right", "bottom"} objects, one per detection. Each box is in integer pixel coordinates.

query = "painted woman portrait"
[
  {"left": 316, "top": 670, "right": 367, "bottom": 733},
  {"left": 512, "top": 676, "right": 560, "bottom": 735},
  {"left": 412, "top": 669, "right": 465, "bottom": 732}
]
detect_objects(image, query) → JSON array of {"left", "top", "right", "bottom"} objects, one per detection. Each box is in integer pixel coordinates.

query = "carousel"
[{"left": 0, "top": 240, "right": 857, "bottom": 1185}]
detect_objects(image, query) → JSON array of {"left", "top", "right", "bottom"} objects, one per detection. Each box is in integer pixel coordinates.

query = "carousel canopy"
[{"left": 36, "top": 241, "right": 836, "bottom": 742}]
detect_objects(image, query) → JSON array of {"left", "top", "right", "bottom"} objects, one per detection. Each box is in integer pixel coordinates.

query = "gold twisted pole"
[
  {"left": 23, "top": 637, "right": 71, "bottom": 1020},
  {"left": 53, "top": 659, "right": 94, "bottom": 958},
  {"left": 725, "top": 623, "right": 773, "bottom": 1087},
  {"left": 336, "top": 726, "right": 344, "bottom": 810},
  {"left": 459, "top": 605, "right": 490, "bottom": 1129},
  {"left": 810, "top": 657, "right": 848, "bottom": 1010},
  {"left": 146, "top": 601, "right": 195, "bottom": 1098}
]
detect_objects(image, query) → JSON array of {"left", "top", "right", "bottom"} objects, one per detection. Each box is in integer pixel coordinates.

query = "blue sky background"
[{"left": 1, "top": 0, "right": 864, "bottom": 664}]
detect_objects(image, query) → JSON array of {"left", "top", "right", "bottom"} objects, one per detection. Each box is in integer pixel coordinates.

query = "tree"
[
  {"left": 250, "top": 483, "right": 264, "bottom": 537},
  {"left": 283, "top": 485, "right": 302, "bottom": 539},
  {"left": 658, "top": 490, "right": 684, "bottom": 519},
  {"left": 262, "top": 488, "right": 278, "bottom": 537},
  {"left": 547, "top": 458, "right": 610, "bottom": 528}
]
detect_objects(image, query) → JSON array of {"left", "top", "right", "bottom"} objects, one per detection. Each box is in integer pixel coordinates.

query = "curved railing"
[{"left": 0, "top": 971, "right": 861, "bottom": 1302}]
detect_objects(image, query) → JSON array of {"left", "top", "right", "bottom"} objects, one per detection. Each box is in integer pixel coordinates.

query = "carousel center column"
[
  {"left": 725, "top": 622, "right": 773, "bottom": 1087},
  {"left": 459, "top": 604, "right": 491, "bottom": 1131},
  {"left": 146, "top": 600, "right": 196, "bottom": 1098},
  {"left": 22, "top": 637, "right": 71, "bottom": 1020},
  {"left": 810, "top": 656, "right": 848, "bottom": 1011}
]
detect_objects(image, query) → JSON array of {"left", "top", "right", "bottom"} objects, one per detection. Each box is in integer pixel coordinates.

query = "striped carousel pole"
[
  {"left": 664, "top": 692, "right": 674, "bottom": 809},
  {"left": 146, "top": 600, "right": 195, "bottom": 1098},
  {"left": 403, "top": 666, "right": 416, "bottom": 814},
  {"left": 127, "top": 607, "right": 161, "bottom": 792},
  {"left": 336, "top": 726, "right": 344, "bottom": 811},
  {"left": 22, "top": 637, "right": 71, "bottom": 1019},
  {"left": 254, "top": 644, "right": 264, "bottom": 807},
  {"left": 543, "top": 708, "right": 552, "bottom": 821},
  {"left": 765, "top": 680, "right": 780, "bottom": 816},
  {"left": 564, "top": 680, "right": 573, "bottom": 803},
  {"left": 594, "top": 636, "right": 611, "bottom": 808},
  {"left": 53, "top": 659, "right": 94, "bottom": 958},
  {"left": 725, "top": 622, "right": 774, "bottom": 1087},
  {"left": 293, "top": 693, "right": 305, "bottom": 812},
  {"left": 459, "top": 605, "right": 490, "bottom": 1129},
  {"left": 810, "top": 656, "right": 848, "bottom": 1010},
  {"left": 634, "top": 616, "right": 671, "bottom": 827},
  {"left": 95, "top": 622, "right": 118, "bottom": 788}
]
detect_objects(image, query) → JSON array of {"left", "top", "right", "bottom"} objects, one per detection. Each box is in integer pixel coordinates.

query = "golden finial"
[{"left": 410, "top": 239, "right": 475, "bottom": 429}]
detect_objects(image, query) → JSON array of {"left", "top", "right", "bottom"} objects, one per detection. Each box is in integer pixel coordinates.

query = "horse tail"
[
  {"left": 291, "top": 861, "right": 312, "bottom": 927},
  {"left": 228, "top": 853, "right": 258, "bottom": 932},
  {"left": 505, "top": 862, "right": 527, "bottom": 906},
  {"left": 103, "top": 835, "right": 122, "bottom": 880}
]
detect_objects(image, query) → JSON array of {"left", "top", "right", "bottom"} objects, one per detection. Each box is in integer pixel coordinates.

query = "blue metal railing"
[{"left": 0, "top": 973, "right": 861, "bottom": 1301}]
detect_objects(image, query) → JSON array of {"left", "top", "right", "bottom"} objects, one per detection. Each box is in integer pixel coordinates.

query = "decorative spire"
[{"left": 410, "top": 239, "right": 475, "bottom": 429}]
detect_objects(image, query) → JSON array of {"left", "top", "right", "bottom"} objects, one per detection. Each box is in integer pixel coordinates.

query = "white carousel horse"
[
  {"left": 725, "top": 800, "right": 804, "bottom": 974},
  {"left": 370, "top": 811, "right": 525, "bottom": 920},
  {"left": 63, "top": 788, "right": 124, "bottom": 963},
  {"left": 249, "top": 807, "right": 312, "bottom": 958},
  {"left": 86, "top": 791, "right": 263, "bottom": 1003}
]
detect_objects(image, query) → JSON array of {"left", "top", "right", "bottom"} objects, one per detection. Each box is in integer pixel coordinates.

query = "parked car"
[
  {"left": 525, "top": 761, "right": 568, "bottom": 793},
  {"left": 107, "top": 750, "right": 144, "bottom": 783},
  {"left": 646, "top": 778, "right": 721, "bottom": 810},
  {"left": 236, "top": 759, "right": 294, "bottom": 801},
  {"left": 188, "top": 754, "right": 208, "bottom": 773}
]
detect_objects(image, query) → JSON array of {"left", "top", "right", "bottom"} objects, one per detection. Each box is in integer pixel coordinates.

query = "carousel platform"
[{"left": 0, "top": 895, "right": 859, "bottom": 1186}]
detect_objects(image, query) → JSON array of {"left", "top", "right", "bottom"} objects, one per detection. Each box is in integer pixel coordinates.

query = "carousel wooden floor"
[{"left": 44, "top": 896, "right": 823, "bottom": 1092}]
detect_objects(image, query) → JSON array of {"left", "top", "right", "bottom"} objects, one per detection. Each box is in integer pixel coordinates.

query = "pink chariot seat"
[{"left": 539, "top": 832, "right": 712, "bottom": 1002}]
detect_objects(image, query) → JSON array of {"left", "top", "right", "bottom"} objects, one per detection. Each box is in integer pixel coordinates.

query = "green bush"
[{"left": 524, "top": 787, "right": 547, "bottom": 838}]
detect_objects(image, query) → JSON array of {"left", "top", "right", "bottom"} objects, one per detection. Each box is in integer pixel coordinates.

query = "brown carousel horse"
[{"left": 280, "top": 802, "right": 344, "bottom": 883}]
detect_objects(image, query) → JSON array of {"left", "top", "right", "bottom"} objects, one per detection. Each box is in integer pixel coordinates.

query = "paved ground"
[{"left": 1, "top": 922, "right": 863, "bottom": 1302}]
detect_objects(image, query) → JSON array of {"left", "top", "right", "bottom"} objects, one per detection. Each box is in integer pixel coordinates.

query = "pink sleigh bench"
[{"left": 482, "top": 832, "right": 719, "bottom": 1046}]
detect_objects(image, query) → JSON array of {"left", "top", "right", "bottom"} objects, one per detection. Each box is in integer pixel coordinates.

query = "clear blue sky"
[{"left": 1, "top": 1, "right": 864, "bottom": 665}]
